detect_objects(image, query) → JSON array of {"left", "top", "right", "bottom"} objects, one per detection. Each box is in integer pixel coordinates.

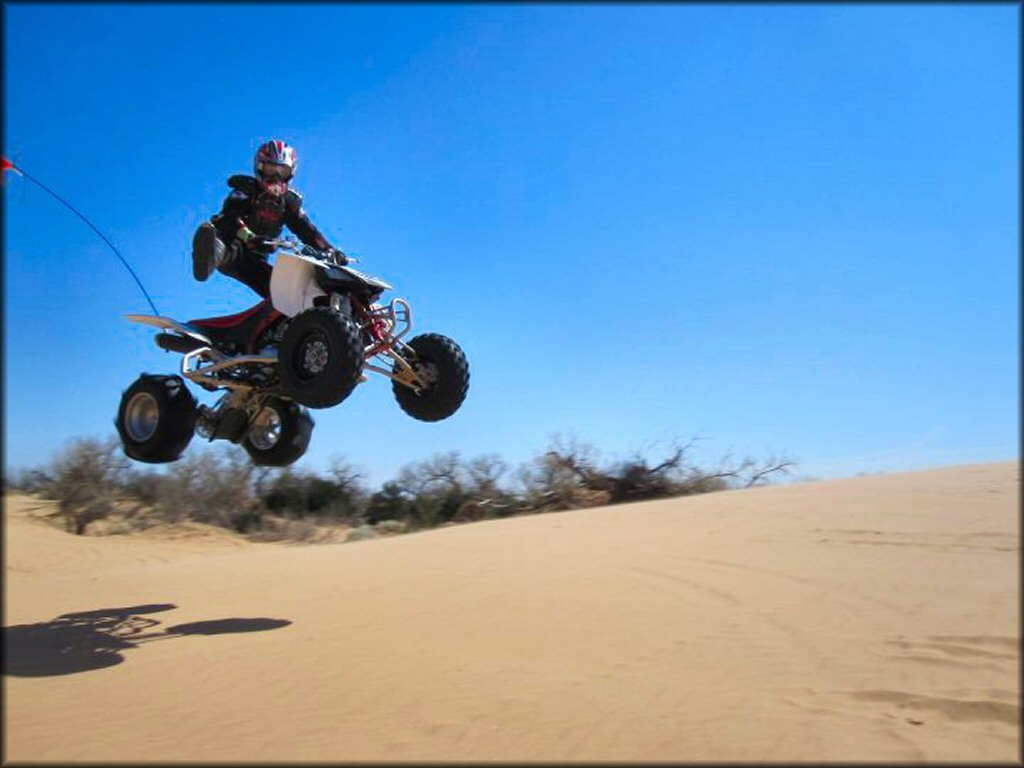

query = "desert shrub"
[
  {"left": 263, "top": 471, "right": 360, "bottom": 521},
  {"left": 155, "top": 447, "right": 260, "bottom": 532},
  {"left": 675, "top": 472, "right": 732, "bottom": 495},
  {"left": 464, "top": 454, "right": 508, "bottom": 499},
  {"left": 262, "top": 469, "right": 316, "bottom": 513},
  {"left": 365, "top": 481, "right": 411, "bottom": 524},
  {"left": 394, "top": 452, "right": 473, "bottom": 529},
  {"left": 45, "top": 436, "right": 130, "bottom": 535},
  {"left": 119, "top": 468, "right": 167, "bottom": 506},
  {"left": 6, "top": 468, "right": 54, "bottom": 494},
  {"left": 516, "top": 435, "right": 606, "bottom": 511},
  {"left": 325, "top": 456, "right": 369, "bottom": 520},
  {"left": 520, "top": 434, "right": 795, "bottom": 510},
  {"left": 674, "top": 453, "right": 796, "bottom": 493},
  {"left": 245, "top": 515, "right": 321, "bottom": 543},
  {"left": 260, "top": 457, "right": 367, "bottom": 523},
  {"left": 346, "top": 524, "right": 379, "bottom": 542},
  {"left": 373, "top": 519, "right": 408, "bottom": 535}
]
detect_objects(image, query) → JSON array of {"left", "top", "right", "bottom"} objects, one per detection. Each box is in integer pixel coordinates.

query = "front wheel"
[
  {"left": 392, "top": 334, "right": 470, "bottom": 422},
  {"left": 278, "top": 307, "right": 364, "bottom": 409},
  {"left": 242, "top": 397, "right": 314, "bottom": 467},
  {"left": 115, "top": 374, "right": 197, "bottom": 463}
]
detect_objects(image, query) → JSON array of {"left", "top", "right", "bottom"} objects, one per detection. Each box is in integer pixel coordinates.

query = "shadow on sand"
[{"left": 3, "top": 603, "right": 291, "bottom": 677}]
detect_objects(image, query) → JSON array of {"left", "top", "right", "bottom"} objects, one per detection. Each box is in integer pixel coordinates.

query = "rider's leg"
[{"left": 217, "top": 249, "right": 272, "bottom": 298}]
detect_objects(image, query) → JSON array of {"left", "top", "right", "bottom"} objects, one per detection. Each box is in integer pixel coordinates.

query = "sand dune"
[{"left": 3, "top": 461, "right": 1018, "bottom": 762}]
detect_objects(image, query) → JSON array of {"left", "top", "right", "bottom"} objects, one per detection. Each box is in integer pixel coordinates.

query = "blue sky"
[{"left": 3, "top": 3, "right": 1019, "bottom": 485}]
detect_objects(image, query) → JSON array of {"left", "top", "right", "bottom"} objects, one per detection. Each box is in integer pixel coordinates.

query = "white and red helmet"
[{"left": 254, "top": 139, "right": 297, "bottom": 196}]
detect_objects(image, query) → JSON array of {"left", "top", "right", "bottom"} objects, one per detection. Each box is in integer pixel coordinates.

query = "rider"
[{"left": 192, "top": 140, "right": 347, "bottom": 298}]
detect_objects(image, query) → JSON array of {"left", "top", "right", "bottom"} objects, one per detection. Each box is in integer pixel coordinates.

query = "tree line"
[{"left": 5, "top": 433, "right": 796, "bottom": 540}]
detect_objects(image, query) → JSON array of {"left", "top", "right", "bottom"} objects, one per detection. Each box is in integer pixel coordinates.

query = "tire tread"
[{"left": 392, "top": 333, "right": 469, "bottom": 422}]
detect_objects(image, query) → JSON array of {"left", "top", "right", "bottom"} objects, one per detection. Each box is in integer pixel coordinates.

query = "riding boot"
[{"left": 192, "top": 222, "right": 225, "bottom": 281}]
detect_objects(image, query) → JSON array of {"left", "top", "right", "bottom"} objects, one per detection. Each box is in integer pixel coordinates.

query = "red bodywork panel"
[
  {"left": 188, "top": 299, "right": 284, "bottom": 354},
  {"left": 189, "top": 299, "right": 271, "bottom": 328}
]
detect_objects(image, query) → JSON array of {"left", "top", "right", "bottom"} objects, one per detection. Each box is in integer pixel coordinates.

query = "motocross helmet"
[{"left": 254, "top": 139, "right": 297, "bottom": 197}]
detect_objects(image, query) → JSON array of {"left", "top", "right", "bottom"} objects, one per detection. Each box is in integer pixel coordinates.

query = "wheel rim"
[
  {"left": 249, "top": 405, "right": 282, "bottom": 451},
  {"left": 295, "top": 332, "right": 330, "bottom": 379},
  {"left": 125, "top": 392, "right": 160, "bottom": 442}
]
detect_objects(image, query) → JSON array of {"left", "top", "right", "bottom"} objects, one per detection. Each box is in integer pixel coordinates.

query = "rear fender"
[{"left": 125, "top": 314, "right": 212, "bottom": 346}]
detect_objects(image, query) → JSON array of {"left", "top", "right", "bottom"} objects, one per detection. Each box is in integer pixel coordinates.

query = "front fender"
[{"left": 269, "top": 252, "right": 327, "bottom": 317}]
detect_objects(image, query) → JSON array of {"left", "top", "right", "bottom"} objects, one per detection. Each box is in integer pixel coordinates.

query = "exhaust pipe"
[{"left": 155, "top": 333, "right": 206, "bottom": 355}]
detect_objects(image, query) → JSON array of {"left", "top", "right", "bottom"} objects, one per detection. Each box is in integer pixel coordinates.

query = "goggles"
[{"left": 258, "top": 162, "right": 294, "bottom": 181}]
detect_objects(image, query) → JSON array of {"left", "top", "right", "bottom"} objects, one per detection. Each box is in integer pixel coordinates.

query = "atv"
[{"left": 115, "top": 237, "right": 469, "bottom": 466}]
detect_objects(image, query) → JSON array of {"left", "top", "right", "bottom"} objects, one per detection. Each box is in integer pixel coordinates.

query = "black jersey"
[{"left": 210, "top": 174, "right": 331, "bottom": 258}]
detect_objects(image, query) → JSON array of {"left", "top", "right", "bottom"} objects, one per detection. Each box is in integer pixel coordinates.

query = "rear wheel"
[
  {"left": 392, "top": 334, "right": 470, "bottom": 422},
  {"left": 278, "top": 307, "right": 364, "bottom": 408},
  {"left": 116, "top": 374, "right": 197, "bottom": 463},
  {"left": 242, "top": 397, "right": 314, "bottom": 467}
]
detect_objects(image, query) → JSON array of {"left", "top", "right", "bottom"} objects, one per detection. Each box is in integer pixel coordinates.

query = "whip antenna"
[{"left": 2, "top": 157, "right": 160, "bottom": 315}]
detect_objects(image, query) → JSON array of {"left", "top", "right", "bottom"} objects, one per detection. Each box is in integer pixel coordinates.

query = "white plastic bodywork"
[
  {"left": 269, "top": 250, "right": 395, "bottom": 317},
  {"left": 269, "top": 251, "right": 327, "bottom": 317}
]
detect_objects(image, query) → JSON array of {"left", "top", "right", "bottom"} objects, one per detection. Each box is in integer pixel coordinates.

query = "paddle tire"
[
  {"left": 392, "top": 334, "right": 470, "bottom": 422},
  {"left": 278, "top": 307, "right": 364, "bottom": 409},
  {"left": 115, "top": 374, "right": 198, "bottom": 463},
  {"left": 242, "top": 397, "right": 314, "bottom": 467}
]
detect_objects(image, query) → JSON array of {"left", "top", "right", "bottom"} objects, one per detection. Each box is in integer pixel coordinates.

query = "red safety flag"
[{"left": 2, "top": 156, "right": 23, "bottom": 186}]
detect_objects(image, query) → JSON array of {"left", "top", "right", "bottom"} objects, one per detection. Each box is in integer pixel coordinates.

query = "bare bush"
[
  {"left": 156, "top": 447, "right": 260, "bottom": 532},
  {"left": 395, "top": 451, "right": 468, "bottom": 528},
  {"left": 604, "top": 440, "right": 702, "bottom": 502},
  {"left": 245, "top": 515, "right": 322, "bottom": 543},
  {"left": 45, "top": 437, "right": 130, "bottom": 535},
  {"left": 119, "top": 468, "right": 168, "bottom": 507},
  {"left": 328, "top": 456, "right": 368, "bottom": 497},
  {"left": 522, "top": 434, "right": 796, "bottom": 510},
  {"left": 516, "top": 434, "right": 602, "bottom": 512},
  {"left": 262, "top": 457, "right": 368, "bottom": 523},
  {"left": 518, "top": 434, "right": 617, "bottom": 511},
  {"left": 451, "top": 498, "right": 491, "bottom": 523},
  {"left": 464, "top": 454, "right": 508, "bottom": 498},
  {"left": 679, "top": 452, "right": 797, "bottom": 491},
  {"left": 374, "top": 519, "right": 408, "bottom": 535},
  {"left": 365, "top": 481, "right": 412, "bottom": 525},
  {"left": 5, "top": 468, "right": 54, "bottom": 494}
]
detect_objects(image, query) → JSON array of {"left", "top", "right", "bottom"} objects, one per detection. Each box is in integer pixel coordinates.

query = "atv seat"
[{"left": 187, "top": 299, "right": 283, "bottom": 354}]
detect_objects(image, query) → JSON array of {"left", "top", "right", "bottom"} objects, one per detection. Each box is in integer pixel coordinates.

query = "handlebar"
[{"left": 259, "top": 238, "right": 358, "bottom": 264}]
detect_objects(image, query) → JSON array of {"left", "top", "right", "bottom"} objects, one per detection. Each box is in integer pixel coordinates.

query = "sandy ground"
[{"left": 3, "top": 461, "right": 1019, "bottom": 762}]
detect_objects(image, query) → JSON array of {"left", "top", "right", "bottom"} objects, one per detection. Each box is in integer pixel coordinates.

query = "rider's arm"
[
  {"left": 210, "top": 176, "right": 258, "bottom": 245},
  {"left": 283, "top": 190, "right": 331, "bottom": 250}
]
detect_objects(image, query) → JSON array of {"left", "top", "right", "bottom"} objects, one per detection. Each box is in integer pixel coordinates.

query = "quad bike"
[{"left": 115, "top": 237, "right": 469, "bottom": 467}]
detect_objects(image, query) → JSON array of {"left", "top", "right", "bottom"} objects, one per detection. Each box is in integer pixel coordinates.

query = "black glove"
[
  {"left": 326, "top": 247, "right": 349, "bottom": 266},
  {"left": 237, "top": 227, "right": 273, "bottom": 253}
]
